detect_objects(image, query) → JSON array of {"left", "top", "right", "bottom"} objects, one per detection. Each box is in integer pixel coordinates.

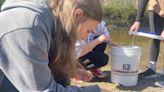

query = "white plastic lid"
[{"left": 129, "top": 31, "right": 164, "bottom": 40}]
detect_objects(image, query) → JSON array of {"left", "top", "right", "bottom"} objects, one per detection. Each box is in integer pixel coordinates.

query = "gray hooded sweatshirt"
[{"left": 0, "top": 0, "right": 100, "bottom": 92}]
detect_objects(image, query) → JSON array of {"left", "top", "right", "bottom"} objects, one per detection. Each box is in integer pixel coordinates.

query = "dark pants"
[
  {"left": 78, "top": 42, "right": 109, "bottom": 70},
  {"left": 149, "top": 11, "right": 164, "bottom": 62}
]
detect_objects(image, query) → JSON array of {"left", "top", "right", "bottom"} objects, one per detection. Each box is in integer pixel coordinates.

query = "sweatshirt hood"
[{"left": 1, "top": 0, "right": 49, "bottom": 13}]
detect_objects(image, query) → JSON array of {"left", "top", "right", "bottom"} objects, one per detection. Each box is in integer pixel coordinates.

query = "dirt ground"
[
  {"left": 71, "top": 65, "right": 164, "bottom": 92},
  {"left": 71, "top": 42, "right": 164, "bottom": 92}
]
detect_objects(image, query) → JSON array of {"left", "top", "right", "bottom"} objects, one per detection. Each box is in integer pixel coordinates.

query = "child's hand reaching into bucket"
[
  {"left": 97, "top": 34, "right": 119, "bottom": 47},
  {"left": 108, "top": 40, "right": 118, "bottom": 47}
]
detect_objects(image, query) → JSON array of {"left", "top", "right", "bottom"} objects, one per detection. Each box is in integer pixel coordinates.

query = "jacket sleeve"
[
  {"left": 135, "top": 0, "right": 149, "bottom": 22},
  {"left": 0, "top": 29, "right": 100, "bottom": 92}
]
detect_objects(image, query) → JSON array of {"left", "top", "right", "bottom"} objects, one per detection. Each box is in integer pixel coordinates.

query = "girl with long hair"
[{"left": 0, "top": 0, "right": 109, "bottom": 91}]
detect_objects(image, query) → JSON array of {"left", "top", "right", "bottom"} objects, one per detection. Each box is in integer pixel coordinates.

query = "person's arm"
[
  {"left": 161, "top": 30, "right": 164, "bottom": 37},
  {"left": 80, "top": 35, "right": 107, "bottom": 56},
  {"left": 160, "top": 30, "right": 164, "bottom": 42},
  {"left": 0, "top": 29, "right": 101, "bottom": 92},
  {"left": 97, "top": 20, "right": 117, "bottom": 47},
  {"left": 135, "top": 0, "right": 149, "bottom": 22},
  {"left": 129, "top": 0, "right": 149, "bottom": 32}
]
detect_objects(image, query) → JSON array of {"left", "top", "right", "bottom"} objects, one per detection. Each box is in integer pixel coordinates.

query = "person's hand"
[
  {"left": 75, "top": 69, "right": 94, "bottom": 82},
  {"left": 97, "top": 34, "right": 108, "bottom": 44},
  {"left": 160, "top": 30, "right": 164, "bottom": 42},
  {"left": 160, "top": 30, "right": 164, "bottom": 37},
  {"left": 108, "top": 40, "right": 118, "bottom": 47},
  {"left": 129, "top": 21, "right": 141, "bottom": 32}
]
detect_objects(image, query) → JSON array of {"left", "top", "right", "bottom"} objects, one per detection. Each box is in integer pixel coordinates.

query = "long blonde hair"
[{"left": 49, "top": 0, "right": 103, "bottom": 85}]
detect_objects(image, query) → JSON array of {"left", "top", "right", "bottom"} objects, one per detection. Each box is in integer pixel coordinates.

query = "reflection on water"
[{"left": 109, "top": 29, "right": 150, "bottom": 46}]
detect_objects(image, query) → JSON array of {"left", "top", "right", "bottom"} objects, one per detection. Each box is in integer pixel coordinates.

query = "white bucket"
[{"left": 111, "top": 46, "right": 142, "bottom": 86}]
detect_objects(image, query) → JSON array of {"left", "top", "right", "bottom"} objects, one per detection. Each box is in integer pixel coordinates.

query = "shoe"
[
  {"left": 90, "top": 68, "right": 108, "bottom": 78},
  {"left": 138, "top": 68, "right": 157, "bottom": 79},
  {"left": 155, "top": 81, "right": 164, "bottom": 88}
]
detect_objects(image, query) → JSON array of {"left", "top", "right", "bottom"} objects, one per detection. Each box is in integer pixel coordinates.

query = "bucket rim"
[{"left": 111, "top": 45, "right": 142, "bottom": 49}]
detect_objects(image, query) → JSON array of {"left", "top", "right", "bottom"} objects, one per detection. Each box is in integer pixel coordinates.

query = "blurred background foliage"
[
  {"left": 0, "top": 0, "right": 149, "bottom": 27},
  {"left": 102, "top": 0, "right": 149, "bottom": 27}
]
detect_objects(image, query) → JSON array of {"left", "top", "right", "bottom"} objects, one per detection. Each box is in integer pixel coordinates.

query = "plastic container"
[
  {"left": 111, "top": 46, "right": 142, "bottom": 86},
  {"left": 129, "top": 31, "right": 164, "bottom": 40}
]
